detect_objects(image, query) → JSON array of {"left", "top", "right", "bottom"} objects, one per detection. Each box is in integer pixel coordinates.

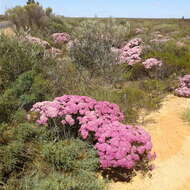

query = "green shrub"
[
  {"left": 0, "top": 123, "right": 105, "bottom": 190},
  {"left": 0, "top": 123, "right": 46, "bottom": 187},
  {"left": 0, "top": 123, "right": 10, "bottom": 145},
  {"left": 182, "top": 108, "right": 190, "bottom": 124},
  {"left": 143, "top": 42, "right": 190, "bottom": 76},
  {"left": 112, "top": 80, "right": 166, "bottom": 123},
  {"left": 47, "top": 16, "right": 72, "bottom": 34},
  {"left": 0, "top": 71, "right": 50, "bottom": 123},
  {"left": 12, "top": 109, "right": 27, "bottom": 124},
  {"left": 153, "top": 23, "right": 179, "bottom": 34},
  {"left": 117, "top": 86, "right": 149, "bottom": 122},
  {"left": 70, "top": 20, "right": 115, "bottom": 78},
  {"left": 0, "top": 35, "right": 61, "bottom": 123},
  {"left": 43, "top": 139, "right": 99, "bottom": 172},
  {"left": 6, "top": 2, "right": 50, "bottom": 31},
  {"left": 0, "top": 123, "right": 42, "bottom": 181},
  {"left": 45, "top": 59, "right": 85, "bottom": 96},
  {"left": 139, "top": 79, "right": 167, "bottom": 108},
  {"left": 12, "top": 123, "right": 43, "bottom": 143},
  {"left": 0, "top": 35, "right": 45, "bottom": 90},
  {"left": 21, "top": 170, "right": 105, "bottom": 190},
  {"left": 122, "top": 64, "right": 147, "bottom": 81},
  {"left": 69, "top": 19, "right": 129, "bottom": 82},
  {"left": 0, "top": 140, "right": 24, "bottom": 177},
  {"left": 139, "top": 79, "right": 168, "bottom": 95},
  {"left": 0, "top": 125, "right": 106, "bottom": 190}
]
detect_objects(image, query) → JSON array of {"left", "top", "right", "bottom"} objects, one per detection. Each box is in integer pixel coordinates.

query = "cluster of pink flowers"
[
  {"left": 31, "top": 95, "right": 124, "bottom": 127},
  {"left": 51, "top": 32, "right": 70, "bottom": 44},
  {"left": 31, "top": 95, "right": 155, "bottom": 170},
  {"left": 112, "top": 38, "right": 164, "bottom": 70},
  {"left": 118, "top": 38, "right": 143, "bottom": 65},
  {"left": 94, "top": 122, "right": 156, "bottom": 169},
  {"left": 24, "top": 35, "right": 50, "bottom": 49},
  {"left": 142, "top": 58, "right": 163, "bottom": 69},
  {"left": 175, "top": 75, "right": 190, "bottom": 97}
]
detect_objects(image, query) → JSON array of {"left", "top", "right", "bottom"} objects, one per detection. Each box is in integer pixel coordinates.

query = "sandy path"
[{"left": 109, "top": 95, "right": 190, "bottom": 190}]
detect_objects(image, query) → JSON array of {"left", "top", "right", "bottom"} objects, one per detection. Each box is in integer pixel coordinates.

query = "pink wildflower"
[
  {"left": 175, "top": 75, "right": 190, "bottom": 97},
  {"left": 142, "top": 58, "right": 163, "bottom": 69},
  {"left": 51, "top": 32, "right": 70, "bottom": 44}
]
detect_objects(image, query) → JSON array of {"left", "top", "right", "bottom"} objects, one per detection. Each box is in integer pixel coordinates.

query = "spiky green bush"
[
  {"left": 43, "top": 139, "right": 99, "bottom": 172},
  {"left": 182, "top": 108, "right": 190, "bottom": 124},
  {"left": 0, "top": 123, "right": 42, "bottom": 185},
  {"left": 0, "top": 35, "right": 44, "bottom": 90},
  {"left": 0, "top": 35, "right": 59, "bottom": 123},
  {"left": 0, "top": 71, "right": 50, "bottom": 123},
  {"left": 0, "top": 123, "right": 106, "bottom": 190},
  {"left": 21, "top": 170, "right": 105, "bottom": 190}
]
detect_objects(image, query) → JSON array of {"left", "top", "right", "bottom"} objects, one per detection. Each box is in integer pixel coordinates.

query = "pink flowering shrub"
[
  {"left": 31, "top": 95, "right": 124, "bottom": 126},
  {"left": 142, "top": 58, "right": 163, "bottom": 69},
  {"left": 175, "top": 75, "right": 190, "bottom": 97},
  {"left": 24, "top": 35, "right": 50, "bottom": 49},
  {"left": 112, "top": 38, "right": 164, "bottom": 72},
  {"left": 31, "top": 95, "right": 155, "bottom": 171},
  {"left": 51, "top": 32, "right": 70, "bottom": 44},
  {"left": 117, "top": 38, "right": 143, "bottom": 65},
  {"left": 94, "top": 122, "right": 156, "bottom": 169},
  {"left": 111, "top": 39, "right": 165, "bottom": 81}
]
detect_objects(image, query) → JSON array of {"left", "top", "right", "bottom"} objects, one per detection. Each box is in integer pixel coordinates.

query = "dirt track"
[{"left": 109, "top": 95, "right": 190, "bottom": 190}]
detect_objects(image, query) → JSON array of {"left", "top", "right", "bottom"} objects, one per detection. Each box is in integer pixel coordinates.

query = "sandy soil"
[
  {"left": 109, "top": 95, "right": 190, "bottom": 190},
  {"left": 0, "top": 27, "right": 15, "bottom": 37}
]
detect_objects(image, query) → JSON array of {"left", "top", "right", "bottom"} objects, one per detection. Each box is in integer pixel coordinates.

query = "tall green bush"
[{"left": 70, "top": 19, "right": 129, "bottom": 82}]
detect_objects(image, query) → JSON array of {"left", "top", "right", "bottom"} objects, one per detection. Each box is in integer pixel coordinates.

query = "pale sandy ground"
[
  {"left": 0, "top": 27, "right": 15, "bottom": 37},
  {"left": 109, "top": 95, "right": 190, "bottom": 190}
]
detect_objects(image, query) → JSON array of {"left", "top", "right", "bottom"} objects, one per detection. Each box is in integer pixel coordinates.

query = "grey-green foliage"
[
  {"left": 0, "top": 123, "right": 41, "bottom": 182},
  {"left": 143, "top": 41, "right": 190, "bottom": 76},
  {"left": 6, "top": 2, "right": 49, "bottom": 31},
  {"left": 12, "top": 123, "right": 44, "bottom": 142},
  {"left": 69, "top": 19, "right": 130, "bottom": 81},
  {"left": 0, "top": 71, "right": 50, "bottom": 123},
  {"left": 0, "top": 35, "right": 56, "bottom": 123},
  {"left": 182, "top": 108, "right": 190, "bottom": 124},
  {"left": 21, "top": 170, "right": 105, "bottom": 190},
  {"left": 73, "top": 18, "right": 130, "bottom": 46},
  {"left": 0, "top": 123, "right": 106, "bottom": 190},
  {"left": 0, "top": 140, "right": 24, "bottom": 176},
  {"left": 0, "top": 35, "right": 44, "bottom": 89},
  {"left": 43, "top": 139, "right": 99, "bottom": 172}
]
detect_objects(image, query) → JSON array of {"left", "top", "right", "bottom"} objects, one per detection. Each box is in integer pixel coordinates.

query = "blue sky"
[{"left": 0, "top": 0, "right": 189, "bottom": 18}]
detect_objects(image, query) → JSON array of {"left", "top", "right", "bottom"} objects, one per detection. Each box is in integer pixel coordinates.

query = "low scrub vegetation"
[
  {"left": 182, "top": 108, "right": 190, "bottom": 124},
  {"left": 1, "top": 1, "right": 190, "bottom": 189}
]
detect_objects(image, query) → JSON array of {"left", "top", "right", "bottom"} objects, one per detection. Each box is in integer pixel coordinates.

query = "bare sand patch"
[{"left": 110, "top": 95, "right": 190, "bottom": 190}]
